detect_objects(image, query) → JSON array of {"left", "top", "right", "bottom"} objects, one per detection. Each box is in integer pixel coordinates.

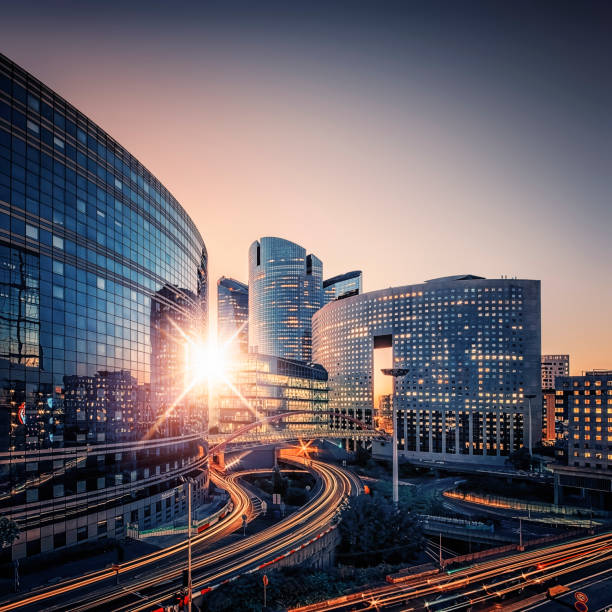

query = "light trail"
[
  {"left": 109, "top": 459, "right": 359, "bottom": 612},
  {"left": 0, "top": 470, "right": 251, "bottom": 612},
  {"left": 290, "top": 531, "right": 612, "bottom": 611},
  {"left": 0, "top": 459, "right": 359, "bottom": 612}
]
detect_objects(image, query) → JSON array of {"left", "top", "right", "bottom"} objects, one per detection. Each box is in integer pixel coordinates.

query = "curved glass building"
[
  {"left": 248, "top": 237, "right": 322, "bottom": 362},
  {"left": 313, "top": 275, "right": 541, "bottom": 466},
  {"left": 0, "top": 54, "right": 208, "bottom": 559},
  {"left": 323, "top": 270, "right": 362, "bottom": 305},
  {"left": 217, "top": 276, "right": 248, "bottom": 355}
]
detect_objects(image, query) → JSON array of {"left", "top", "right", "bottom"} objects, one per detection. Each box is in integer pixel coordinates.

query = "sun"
[{"left": 185, "top": 338, "right": 229, "bottom": 389}]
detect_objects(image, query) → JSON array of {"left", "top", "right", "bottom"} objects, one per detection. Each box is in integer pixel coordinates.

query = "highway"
[
  {"left": 1, "top": 458, "right": 360, "bottom": 612},
  {"left": 290, "top": 531, "right": 612, "bottom": 611},
  {"left": 0, "top": 469, "right": 253, "bottom": 612}
]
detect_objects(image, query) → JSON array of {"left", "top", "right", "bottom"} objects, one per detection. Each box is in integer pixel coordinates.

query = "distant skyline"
[{"left": 3, "top": 0, "right": 610, "bottom": 374}]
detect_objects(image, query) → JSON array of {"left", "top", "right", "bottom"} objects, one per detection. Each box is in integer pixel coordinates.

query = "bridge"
[{"left": 209, "top": 410, "right": 385, "bottom": 453}]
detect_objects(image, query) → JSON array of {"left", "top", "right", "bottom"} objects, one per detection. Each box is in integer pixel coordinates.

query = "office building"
[
  {"left": 217, "top": 353, "right": 328, "bottom": 433},
  {"left": 542, "top": 354, "right": 570, "bottom": 390},
  {"left": 313, "top": 275, "right": 541, "bottom": 465},
  {"left": 541, "top": 355, "right": 569, "bottom": 442},
  {"left": 248, "top": 237, "right": 322, "bottom": 361},
  {"left": 553, "top": 371, "right": 612, "bottom": 510},
  {"left": 217, "top": 277, "right": 248, "bottom": 355},
  {"left": 0, "top": 54, "right": 208, "bottom": 560},
  {"left": 323, "top": 270, "right": 362, "bottom": 305}
]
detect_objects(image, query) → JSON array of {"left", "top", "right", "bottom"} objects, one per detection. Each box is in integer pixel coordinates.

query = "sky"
[{"left": 2, "top": 1, "right": 610, "bottom": 374}]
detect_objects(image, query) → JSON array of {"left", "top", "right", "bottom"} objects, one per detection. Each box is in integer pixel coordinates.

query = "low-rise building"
[{"left": 552, "top": 371, "right": 612, "bottom": 511}]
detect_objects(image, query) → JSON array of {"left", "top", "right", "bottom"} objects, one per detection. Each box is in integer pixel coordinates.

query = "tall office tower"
[
  {"left": 542, "top": 355, "right": 570, "bottom": 389},
  {"left": 541, "top": 355, "right": 570, "bottom": 442},
  {"left": 323, "top": 270, "right": 362, "bottom": 305},
  {"left": 217, "top": 277, "right": 248, "bottom": 355},
  {"left": 248, "top": 237, "right": 322, "bottom": 361},
  {"left": 553, "top": 371, "right": 612, "bottom": 510},
  {"left": 0, "top": 54, "right": 209, "bottom": 560},
  {"left": 313, "top": 275, "right": 541, "bottom": 466}
]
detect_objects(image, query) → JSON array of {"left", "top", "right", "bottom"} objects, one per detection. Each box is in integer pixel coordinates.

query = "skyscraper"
[
  {"left": 248, "top": 237, "right": 322, "bottom": 361},
  {"left": 313, "top": 275, "right": 542, "bottom": 466},
  {"left": 323, "top": 270, "right": 362, "bottom": 305},
  {"left": 0, "top": 54, "right": 208, "bottom": 559},
  {"left": 217, "top": 276, "right": 248, "bottom": 355}
]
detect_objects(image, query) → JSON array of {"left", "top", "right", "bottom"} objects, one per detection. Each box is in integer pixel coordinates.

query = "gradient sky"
[{"left": 2, "top": 1, "right": 610, "bottom": 374}]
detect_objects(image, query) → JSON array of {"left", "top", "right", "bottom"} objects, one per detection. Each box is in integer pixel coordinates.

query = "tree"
[
  {"left": 272, "top": 466, "right": 288, "bottom": 496},
  {"left": 353, "top": 443, "right": 371, "bottom": 467},
  {"left": 337, "top": 494, "right": 425, "bottom": 566},
  {"left": 0, "top": 516, "right": 19, "bottom": 549},
  {"left": 507, "top": 447, "right": 533, "bottom": 471}
]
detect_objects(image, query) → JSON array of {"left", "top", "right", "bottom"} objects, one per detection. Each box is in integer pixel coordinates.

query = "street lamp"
[
  {"left": 524, "top": 393, "right": 536, "bottom": 458},
  {"left": 180, "top": 475, "right": 196, "bottom": 612},
  {"left": 381, "top": 368, "right": 409, "bottom": 507}
]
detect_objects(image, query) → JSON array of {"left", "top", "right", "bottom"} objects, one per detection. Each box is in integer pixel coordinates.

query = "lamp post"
[
  {"left": 180, "top": 475, "right": 195, "bottom": 612},
  {"left": 524, "top": 393, "right": 536, "bottom": 458},
  {"left": 381, "top": 368, "right": 409, "bottom": 507}
]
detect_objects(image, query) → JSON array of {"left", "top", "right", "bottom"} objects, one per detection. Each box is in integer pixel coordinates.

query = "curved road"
[
  {"left": 1, "top": 459, "right": 360, "bottom": 612},
  {"left": 0, "top": 470, "right": 253, "bottom": 612}
]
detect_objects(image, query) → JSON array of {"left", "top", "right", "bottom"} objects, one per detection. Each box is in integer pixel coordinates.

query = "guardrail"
[
  {"left": 133, "top": 498, "right": 234, "bottom": 539},
  {"left": 417, "top": 514, "right": 494, "bottom": 532},
  {"left": 444, "top": 489, "right": 609, "bottom": 517}
]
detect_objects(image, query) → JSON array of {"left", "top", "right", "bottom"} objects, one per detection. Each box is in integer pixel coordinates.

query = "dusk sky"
[{"left": 2, "top": 1, "right": 610, "bottom": 374}]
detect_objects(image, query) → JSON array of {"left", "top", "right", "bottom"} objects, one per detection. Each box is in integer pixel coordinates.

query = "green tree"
[
  {"left": 507, "top": 447, "right": 533, "bottom": 471},
  {"left": 0, "top": 516, "right": 19, "bottom": 548},
  {"left": 272, "top": 466, "right": 288, "bottom": 496},
  {"left": 354, "top": 443, "right": 371, "bottom": 467},
  {"left": 337, "top": 494, "right": 425, "bottom": 566}
]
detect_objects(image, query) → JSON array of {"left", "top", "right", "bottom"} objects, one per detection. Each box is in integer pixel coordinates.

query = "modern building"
[
  {"left": 150, "top": 283, "right": 208, "bottom": 437},
  {"left": 216, "top": 353, "right": 328, "bottom": 433},
  {"left": 217, "top": 276, "right": 248, "bottom": 355},
  {"left": 541, "top": 355, "right": 570, "bottom": 442},
  {"left": 0, "top": 54, "right": 209, "bottom": 560},
  {"left": 313, "top": 274, "right": 542, "bottom": 465},
  {"left": 552, "top": 371, "right": 612, "bottom": 511},
  {"left": 542, "top": 354, "right": 570, "bottom": 390},
  {"left": 248, "top": 237, "right": 322, "bottom": 362},
  {"left": 323, "top": 270, "right": 362, "bottom": 305}
]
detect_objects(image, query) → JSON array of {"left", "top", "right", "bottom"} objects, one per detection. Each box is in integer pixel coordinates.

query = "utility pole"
[
  {"left": 439, "top": 532, "right": 443, "bottom": 568},
  {"left": 187, "top": 479, "right": 192, "bottom": 612},
  {"left": 180, "top": 476, "right": 194, "bottom": 612}
]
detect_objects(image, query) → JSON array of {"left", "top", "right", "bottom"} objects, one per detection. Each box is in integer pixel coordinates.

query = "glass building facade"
[
  {"left": 323, "top": 270, "right": 362, "bottom": 305},
  {"left": 248, "top": 237, "right": 322, "bottom": 362},
  {"left": 313, "top": 275, "right": 541, "bottom": 466},
  {"left": 217, "top": 353, "right": 328, "bottom": 433},
  {"left": 217, "top": 276, "right": 248, "bottom": 355},
  {"left": 0, "top": 55, "right": 209, "bottom": 559}
]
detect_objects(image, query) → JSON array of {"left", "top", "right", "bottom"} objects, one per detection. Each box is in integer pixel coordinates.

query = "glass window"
[{"left": 26, "top": 223, "right": 38, "bottom": 239}]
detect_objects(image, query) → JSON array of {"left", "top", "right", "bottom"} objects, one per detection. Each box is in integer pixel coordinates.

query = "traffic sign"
[
  {"left": 575, "top": 592, "right": 588, "bottom": 604},
  {"left": 574, "top": 602, "right": 588, "bottom": 612},
  {"left": 262, "top": 574, "right": 268, "bottom": 586}
]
